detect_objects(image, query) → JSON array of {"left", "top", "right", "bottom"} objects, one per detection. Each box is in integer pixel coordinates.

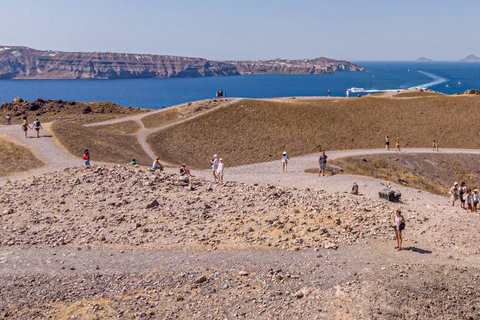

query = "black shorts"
[{"left": 386, "top": 142, "right": 390, "bottom": 145}]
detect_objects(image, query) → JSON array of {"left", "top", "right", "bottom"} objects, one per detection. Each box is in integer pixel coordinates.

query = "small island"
[{"left": 417, "top": 57, "right": 435, "bottom": 62}]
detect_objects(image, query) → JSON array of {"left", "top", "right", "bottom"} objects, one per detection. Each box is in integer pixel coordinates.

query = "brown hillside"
[
  {"left": 51, "top": 121, "right": 151, "bottom": 165},
  {"left": 147, "top": 96, "right": 480, "bottom": 168},
  {"left": 324, "top": 153, "right": 480, "bottom": 195},
  {"left": 1, "top": 98, "right": 147, "bottom": 124},
  {"left": 0, "top": 136, "right": 43, "bottom": 176}
]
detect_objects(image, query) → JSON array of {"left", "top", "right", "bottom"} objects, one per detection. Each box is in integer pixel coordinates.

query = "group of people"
[
  {"left": 210, "top": 154, "right": 225, "bottom": 182},
  {"left": 450, "top": 182, "right": 480, "bottom": 212},
  {"left": 385, "top": 136, "right": 401, "bottom": 151},
  {"left": 21, "top": 119, "right": 43, "bottom": 138},
  {"left": 281, "top": 150, "right": 328, "bottom": 176},
  {"left": 215, "top": 89, "right": 225, "bottom": 98}
]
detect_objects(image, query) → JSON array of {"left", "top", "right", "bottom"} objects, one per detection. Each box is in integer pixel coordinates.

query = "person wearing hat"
[
  {"left": 282, "top": 151, "right": 289, "bottom": 173},
  {"left": 210, "top": 154, "right": 219, "bottom": 182},
  {"left": 449, "top": 182, "right": 459, "bottom": 206}
]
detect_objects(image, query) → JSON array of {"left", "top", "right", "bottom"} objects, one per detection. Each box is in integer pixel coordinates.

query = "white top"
[
  {"left": 217, "top": 162, "right": 224, "bottom": 173},
  {"left": 211, "top": 158, "right": 219, "bottom": 170}
]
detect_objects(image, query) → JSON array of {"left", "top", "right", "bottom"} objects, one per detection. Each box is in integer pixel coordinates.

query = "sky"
[{"left": 0, "top": 0, "right": 478, "bottom": 61}]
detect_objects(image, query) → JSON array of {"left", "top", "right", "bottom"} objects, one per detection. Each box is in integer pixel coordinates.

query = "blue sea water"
[{"left": 0, "top": 62, "right": 479, "bottom": 109}]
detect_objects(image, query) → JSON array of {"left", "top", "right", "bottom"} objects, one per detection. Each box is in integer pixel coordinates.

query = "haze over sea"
[{"left": 1, "top": 61, "right": 479, "bottom": 109}]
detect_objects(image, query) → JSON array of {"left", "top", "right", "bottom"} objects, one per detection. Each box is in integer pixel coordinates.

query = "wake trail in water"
[{"left": 347, "top": 71, "right": 449, "bottom": 94}]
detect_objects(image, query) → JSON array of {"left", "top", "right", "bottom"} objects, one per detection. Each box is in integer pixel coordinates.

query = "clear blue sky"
[{"left": 1, "top": 0, "right": 478, "bottom": 61}]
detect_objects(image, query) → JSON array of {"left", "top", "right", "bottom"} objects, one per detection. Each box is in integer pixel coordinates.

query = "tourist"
[
  {"left": 180, "top": 164, "right": 193, "bottom": 177},
  {"left": 328, "top": 89, "right": 331, "bottom": 97},
  {"left": 21, "top": 120, "right": 31, "bottom": 139},
  {"left": 459, "top": 182, "right": 466, "bottom": 209},
  {"left": 392, "top": 208, "right": 406, "bottom": 251},
  {"left": 385, "top": 136, "right": 390, "bottom": 151},
  {"left": 130, "top": 159, "right": 137, "bottom": 166},
  {"left": 217, "top": 158, "right": 225, "bottom": 182},
  {"left": 32, "top": 119, "right": 42, "bottom": 138},
  {"left": 435, "top": 141, "right": 440, "bottom": 152},
  {"left": 432, "top": 140, "right": 437, "bottom": 151},
  {"left": 466, "top": 188, "right": 472, "bottom": 211},
  {"left": 473, "top": 189, "right": 479, "bottom": 212},
  {"left": 318, "top": 150, "right": 328, "bottom": 177},
  {"left": 395, "top": 137, "right": 401, "bottom": 151},
  {"left": 449, "top": 182, "right": 459, "bottom": 206},
  {"left": 152, "top": 157, "right": 163, "bottom": 172},
  {"left": 282, "top": 151, "right": 289, "bottom": 173},
  {"left": 5, "top": 114, "right": 11, "bottom": 125},
  {"left": 82, "top": 149, "right": 91, "bottom": 167},
  {"left": 211, "top": 154, "right": 219, "bottom": 182}
]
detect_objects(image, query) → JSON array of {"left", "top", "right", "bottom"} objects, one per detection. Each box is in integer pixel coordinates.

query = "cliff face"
[
  {"left": 0, "top": 46, "right": 364, "bottom": 79},
  {"left": 229, "top": 57, "right": 365, "bottom": 75}
]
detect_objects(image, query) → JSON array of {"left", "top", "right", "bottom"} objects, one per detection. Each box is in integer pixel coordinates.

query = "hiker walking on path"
[
  {"left": 282, "top": 151, "right": 289, "bottom": 173},
  {"left": 21, "top": 120, "right": 31, "bottom": 139},
  {"left": 82, "top": 150, "right": 91, "bottom": 168},
  {"left": 395, "top": 137, "right": 401, "bottom": 151},
  {"left": 32, "top": 119, "right": 42, "bottom": 138},
  {"left": 449, "top": 182, "right": 459, "bottom": 206},
  {"left": 318, "top": 151, "right": 328, "bottom": 177},
  {"left": 385, "top": 136, "right": 390, "bottom": 151},
  {"left": 152, "top": 157, "right": 164, "bottom": 172},
  {"left": 392, "top": 208, "right": 406, "bottom": 251},
  {"left": 5, "top": 114, "right": 11, "bottom": 125},
  {"left": 211, "top": 154, "right": 219, "bottom": 182},
  {"left": 217, "top": 158, "right": 225, "bottom": 182}
]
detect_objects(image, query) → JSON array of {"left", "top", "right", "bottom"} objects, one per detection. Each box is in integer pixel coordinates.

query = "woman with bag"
[{"left": 392, "top": 208, "right": 406, "bottom": 251}]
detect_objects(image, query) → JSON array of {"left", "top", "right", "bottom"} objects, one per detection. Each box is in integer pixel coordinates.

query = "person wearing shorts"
[
  {"left": 385, "top": 136, "right": 390, "bottom": 151},
  {"left": 392, "top": 208, "right": 406, "bottom": 251},
  {"left": 21, "top": 120, "right": 31, "bottom": 139},
  {"left": 33, "top": 119, "right": 42, "bottom": 138},
  {"left": 318, "top": 151, "right": 328, "bottom": 177},
  {"left": 152, "top": 157, "right": 164, "bottom": 172}
]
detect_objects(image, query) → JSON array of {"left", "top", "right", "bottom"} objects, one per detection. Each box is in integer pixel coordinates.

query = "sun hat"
[
  {"left": 283, "top": 151, "right": 287, "bottom": 155},
  {"left": 219, "top": 158, "right": 223, "bottom": 161},
  {"left": 454, "top": 182, "right": 458, "bottom": 185},
  {"left": 213, "top": 154, "right": 217, "bottom": 157}
]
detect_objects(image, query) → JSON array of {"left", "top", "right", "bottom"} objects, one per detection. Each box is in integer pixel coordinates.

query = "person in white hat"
[
  {"left": 449, "top": 182, "right": 459, "bottom": 206},
  {"left": 217, "top": 158, "right": 225, "bottom": 182},
  {"left": 210, "top": 154, "right": 219, "bottom": 182},
  {"left": 282, "top": 151, "right": 289, "bottom": 173}
]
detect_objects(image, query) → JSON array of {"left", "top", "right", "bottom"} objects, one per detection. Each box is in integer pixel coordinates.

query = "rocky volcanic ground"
[{"left": 1, "top": 165, "right": 480, "bottom": 319}]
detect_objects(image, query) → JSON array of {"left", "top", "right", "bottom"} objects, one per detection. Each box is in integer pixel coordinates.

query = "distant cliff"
[
  {"left": 0, "top": 46, "right": 364, "bottom": 79},
  {"left": 417, "top": 57, "right": 435, "bottom": 62},
  {"left": 460, "top": 54, "right": 480, "bottom": 62}
]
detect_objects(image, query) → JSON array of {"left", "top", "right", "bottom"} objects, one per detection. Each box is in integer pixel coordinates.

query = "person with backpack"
[
  {"left": 82, "top": 150, "right": 91, "bottom": 168},
  {"left": 32, "top": 119, "right": 42, "bottom": 138},
  {"left": 392, "top": 208, "right": 406, "bottom": 251}
]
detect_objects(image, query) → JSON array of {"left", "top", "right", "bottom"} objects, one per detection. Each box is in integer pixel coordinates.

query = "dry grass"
[
  {"left": 322, "top": 153, "right": 480, "bottom": 195},
  {"left": 0, "top": 136, "right": 43, "bottom": 176},
  {"left": 147, "top": 95, "right": 480, "bottom": 168},
  {"left": 141, "top": 109, "right": 183, "bottom": 129},
  {"left": 393, "top": 91, "right": 444, "bottom": 98},
  {"left": 51, "top": 121, "right": 151, "bottom": 165},
  {"left": 92, "top": 121, "right": 140, "bottom": 135},
  {"left": 141, "top": 99, "right": 233, "bottom": 129}
]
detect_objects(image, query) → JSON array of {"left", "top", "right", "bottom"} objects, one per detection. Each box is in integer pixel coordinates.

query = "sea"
[{"left": 0, "top": 62, "right": 479, "bottom": 109}]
